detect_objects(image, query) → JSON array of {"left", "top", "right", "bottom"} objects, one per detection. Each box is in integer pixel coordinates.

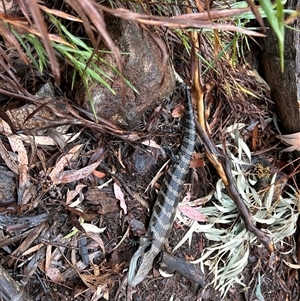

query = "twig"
[
  {"left": 195, "top": 120, "right": 274, "bottom": 252},
  {"left": 99, "top": 162, "right": 148, "bottom": 208},
  {"left": 0, "top": 264, "right": 34, "bottom": 301}
]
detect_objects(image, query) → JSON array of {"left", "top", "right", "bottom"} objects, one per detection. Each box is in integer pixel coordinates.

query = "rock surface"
[
  {"left": 77, "top": 19, "right": 175, "bottom": 129},
  {"left": 0, "top": 166, "right": 16, "bottom": 206},
  {"left": 6, "top": 83, "right": 69, "bottom": 134}
]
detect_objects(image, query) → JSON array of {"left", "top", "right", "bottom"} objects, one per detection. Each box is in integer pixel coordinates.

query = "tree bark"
[{"left": 261, "top": 0, "right": 300, "bottom": 134}]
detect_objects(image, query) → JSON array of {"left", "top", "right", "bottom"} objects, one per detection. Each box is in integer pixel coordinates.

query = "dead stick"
[
  {"left": 195, "top": 121, "right": 274, "bottom": 253},
  {"left": 0, "top": 264, "right": 34, "bottom": 301}
]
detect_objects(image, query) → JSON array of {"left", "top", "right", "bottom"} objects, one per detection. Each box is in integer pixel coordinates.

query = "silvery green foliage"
[{"left": 174, "top": 123, "right": 299, "bottom": 296}]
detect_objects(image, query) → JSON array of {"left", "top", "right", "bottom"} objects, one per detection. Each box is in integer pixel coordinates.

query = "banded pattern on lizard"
[{"left": 128, "top": 83, "right": 196, "bottom": 286}]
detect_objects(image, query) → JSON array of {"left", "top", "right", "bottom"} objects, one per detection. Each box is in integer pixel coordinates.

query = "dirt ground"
[
  {"left": 0, "top": 2, "right": 299, "bottom": 301},
  {"left": 0, "top": 78, "right": 299, "bottom": 301}
]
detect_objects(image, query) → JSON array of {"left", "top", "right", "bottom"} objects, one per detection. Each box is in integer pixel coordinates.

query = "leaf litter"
[{"left": 0, "top": 1, "right": 299, "bottom": 301}]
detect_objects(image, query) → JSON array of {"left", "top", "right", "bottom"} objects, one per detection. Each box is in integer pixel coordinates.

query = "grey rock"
[{"left": 77, "top": 19, "right": 175, "bottom": 129}]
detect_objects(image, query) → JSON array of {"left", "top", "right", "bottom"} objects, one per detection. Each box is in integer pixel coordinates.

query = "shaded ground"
[
  {"left": 0, "top": 1, "right": 299, "bottom": 301},
  {"left": 0, "top": 81, "right": 299, "bottom": 300}
]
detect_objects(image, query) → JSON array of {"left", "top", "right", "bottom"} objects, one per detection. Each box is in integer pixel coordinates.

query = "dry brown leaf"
[
  {"left": 18, "top": 132, "right": 80, "bottom": 146},
  {"left": 91, "top": 284, "right": 110, "bottom": 301},
  {"left": 0, "top": 139, "right": 19, "bottom": 174},
  {"left": 39, "top": 5, "right": 83, "bottom": 22},
  {"left": 45, "top": 244, "right": 52, "bottom": 275},
  {"left": 66, "top": 184, "right": 86, "bottom": 204},
  {"left": 0, "top": 117, "right": 13, "bottom": 136},
  {"left": 190, "top": 154, "right": 205, "bottom": 168},
  {"left": 0, "top": 118, "right": 29, "bottom": 203},
  {"left": 8, "top": 21, "right": 75, "bottom": 47},
  {"left": 0, "top": 0, "right": 13, "bottom": 12},
  {"left": 178, "top": 205, "right": 207, "bottom": 222},
  {"left": 141, "top": 139, "right": 161, "bottom": 149},
  {"left": 92, "top": 169, "right": 106, "bottom": 179},
  {"left": 22, "top": 243, "right": 44, "bottom": 256},
  {"left": 49, "top": 144, "right": 83, "bottom": 180},
  {"left": 0, "top": 19, "right": 30, "bottom": 63},
  {"left": 51, "top": 161, "right": 102, "bottom": 185},
  {"left": 46, "top": 266, "right": 64, "bottom": 282},
  {"left": 7, "top": 134, "right": 29, "bottom": 203},
  {"left": 97, "top": 198, "right": 119, "bottom": 215},
  {"left": 113, "top": 182, "right": 127, "bottom": 214},
  {"left": 172, "top": 103, "right": 185, "bottom": 118},
  {"left": 80, "top": 273, "right": 110, "bottom": 288},
  {"left": 11, "top": 223, "right": 47, "bottom": 261},
  {"left": 97, "top": 4, "right": 264, "bottom": 37}
]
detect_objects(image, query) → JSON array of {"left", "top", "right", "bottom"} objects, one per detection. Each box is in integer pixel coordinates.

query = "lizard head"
[{"left": 127, "top": 238, "right": 157, "bottom": 287}]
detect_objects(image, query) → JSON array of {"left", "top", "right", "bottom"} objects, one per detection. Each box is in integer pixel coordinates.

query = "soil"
[
  {"left": 0, "top": 2, "right": 299, "bottom": 301},
  {"left": 1, "top": 85, "right": 299, "bottom": 301}
]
